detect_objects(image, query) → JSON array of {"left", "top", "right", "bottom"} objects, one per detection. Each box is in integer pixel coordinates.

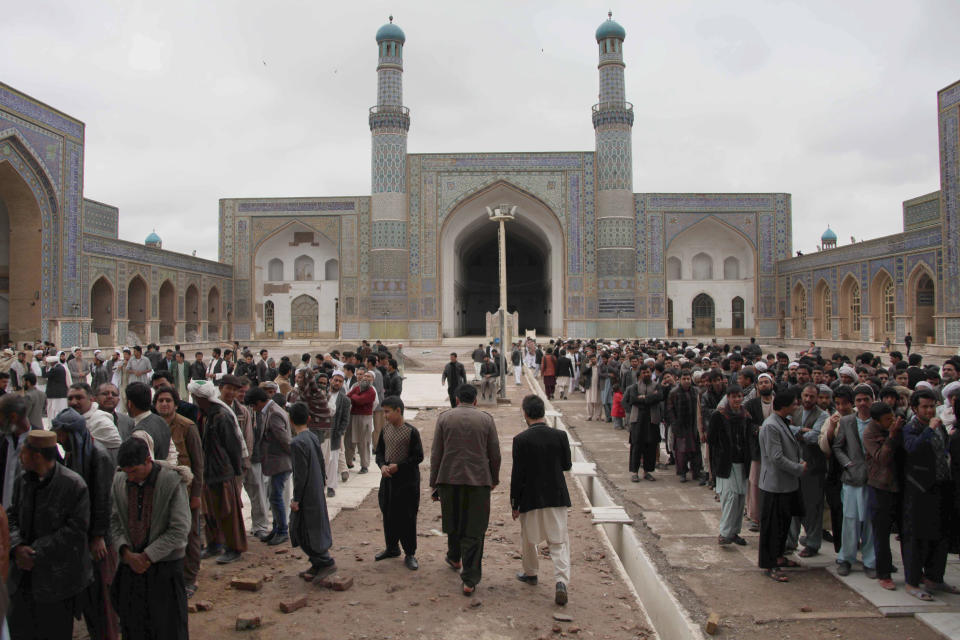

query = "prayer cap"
[{"left": 26, "top": 430, "right": 58, "bottom": 450}]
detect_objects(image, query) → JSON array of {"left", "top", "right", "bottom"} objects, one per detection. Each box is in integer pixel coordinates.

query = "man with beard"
[
  {"left": 744, "top": 373, "right": 776, "bottom": 531},
  {"left": 97, "top": 382, "right": 134, "bottom": 441},
  {"left": 325, "top": 371, "right": 352, "bottom": 496},
  {"left": 346, "top": 371, "right": 377, "bottom": 472},
  {"left": 67, "top": 382, "right": 122, "bottom": 462},
  {"left": 189, "top": 378, "right": 248, "bottom": 565},
  {"left": 700, "top": 371, "right": 727, "bottom": 487},
  {"left": 52, "top": 408, "right": 119, "bottom": 639},
  {"left": 441, "top": 353, "right": 468, "bottom": 408},
  {"left": 623, "top": 365, "right": 662, "bottom": 482},
  {"left": 89, "top": 350, "right": 113, "bottom": 392},
  {"left": 666, "top": 370, "right": 701, "bottom": 482},
  {"left": 0, "top": 395, "right": 41, "bottom": 510},
  {"left": 788, "top": 384, "right": 829, "bottom": 558}
]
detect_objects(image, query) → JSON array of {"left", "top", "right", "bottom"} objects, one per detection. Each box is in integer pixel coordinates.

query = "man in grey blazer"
[
  {"left": 831, "top": 384, "right": 877, "bottom": 577},
  {"left": 758, "top": 390, "right": 806, "bottom": 582},
  {"left": 788, "top": 383, "right": 829, "bottom": 557}
]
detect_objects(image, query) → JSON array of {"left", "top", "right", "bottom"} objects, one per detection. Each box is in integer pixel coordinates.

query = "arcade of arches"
[{"left": 0, "top": 161, "right": 42, "bottom": 345}]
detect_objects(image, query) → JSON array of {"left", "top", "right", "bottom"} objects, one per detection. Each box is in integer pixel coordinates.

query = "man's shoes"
[
  {"left": 444, "top": 556, "right": 462, "bottom": 571},
  {"left": 822, "top": 530, "right": 834, "bottom": 543},
  {"left": 630, "top": 474, "right": 640, "bottom": 483},
  {"left": 341, "top": 471, "right": 349, "bottom": 483},
  {"left": 836, "top": 561, "right": 852, "bottom": 576},
  {"left": 201, "top": 545, "right": 223, "bottom": 560},
  {"left": 359, "top": 467, "right": 369, "bottom": 474},
  {"left": 748, "top": 521, "right": 760, "bottom": 532},
  {"left": 257, "top": 531, "right": 274, "bottom": 543},
  {"left": 864, "top": 566, "right": 877, "bottom": 579},
  {"left": 268, "top": 533, "right": 288, "bottom": 546},
  {"left": 679, "top": 473, "right": 688, "bottom": 483},
  {"left": 327, "top": 487, "right": 336, "bottom": 498},
  {"left": 797, "top": 547, "right": 818, "bottom": 558},
  {"left": 185, "top": 584, "right": 198, "bottom": 598},
  {"left": 718, "top": 536, "right": 733, "bottom": 545},
  {"left": 216, "top": 550, "right": 242, "bottom": 564},
  {"left": 404, "top": 555, "right": 419, "bottom": 571},
  {"left": 311, "top": 563, "right": 337, "bottom": 583},
  {"left": 644, "top": 473, "right": 656, "bottom": 481},
  {"left": 555, "top": 582, "right": 568, "bottom": 606},
  {"left": 699, "top": 477, "right": 709, "bottom": 486},
  {"left": 347, "top": 463, "right": 355, "bottom": 469},
  {"left": 516, "top": 572, "right": 538, "bottom": 585},
  {"left": 732, "top": 535, "right": 747, "bottom": 546},
  {"left": 375, "top": 548, "right": 401, "bottom": 561}
]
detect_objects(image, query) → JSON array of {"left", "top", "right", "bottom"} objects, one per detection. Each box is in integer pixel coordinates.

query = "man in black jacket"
[
  {"left": 511, "top": 394, "right": 572, "bottom": 605},
  {"left": 623, "top": 365, "right": 662, "bottom": 482},
  {"left": 52, "top": 408, "right": 119, "bottom": 638},
  {"left": 7, "top": 430, "right": 92, "bottom": 638},
  {"left": 385, "top": 358, "right": 403, "bottom": 398},
  {"left": 441, "top": 353, "right": 467, "bottom": 408}
]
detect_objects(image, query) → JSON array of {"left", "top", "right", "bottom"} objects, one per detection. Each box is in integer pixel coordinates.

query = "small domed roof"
[
  {"left": 821, "top": 226, "right": 837, "bottom": 242},
  {"left": 145, "top": 230, "right": 161, "bottom": 245},
  {"left": 376, "top": 16, "right": 405, "bottom": 44},
  {"left": 596, "top": 12, "right": 626, "bottom": 41}
]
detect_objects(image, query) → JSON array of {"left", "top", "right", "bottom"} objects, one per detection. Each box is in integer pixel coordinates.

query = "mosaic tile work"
[
  {"left": 939, "top": 87, "right": 959, "bottom": 312},
  {"left": 62, "top": 142, "right": 82, "bottom": 317},
  {"left": 372, "top": 133, "right": 407, "bottom": 193},
  {"left": 599, "top": 64, "right": 625, "bottom": 103},
  {"left": 377, "top": 69, "right": 403, "bottom": 105},
  {"left": 777, "top": 228, "right": 942, "bottom": 274},
  {"left": 437, "top": 172, "right": 564, "bottom": 223},
  {"left": 341, "top": 215, "right": 358, "bottom": 276},
  {"left": 903, "top": 194, "right": 941, "bottom": 231},
  {"left": 0, "top": 85, "right": 83, "bottom": 139},
  {"left": 597, "top": 217, "right": 634, "bottom": 248},
  {"left": 0, "top": 114, "right": 62, "bottom": 189},
  {"left": 237, "top": 201, "right": 355, "bottom": 213},
  {"left": 83, "top": 199, "right": 119, "bottom": 238},
  {"left": 83, "top": 236, "right": 232, "bottom": 278},
  {"left": 372, "top": 220, "right": 407, "bottom": 249},
  {"left": 567, "top": 173, "right": 581, "bottom": 274},
  {"left": 408, "top": 157, "right": 421, "bottom": 275},
  {"left": 595, "top": 128, "right": 632, "bottom": 191},
  {"left": 647, "top": 212, "right": 664, "bottom": 274},
  {"left": 420, "top": 154, "right": 582, "bottom": 171},
  {"left": 582, "top": 156, "right": 596, "bottom": 275}
]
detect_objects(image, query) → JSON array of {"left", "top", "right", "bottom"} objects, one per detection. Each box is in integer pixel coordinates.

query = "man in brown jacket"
[
  {"left": 863, "top": 401, "right": 903, "bottom": 590},
  {"left": 429, "top": 384, "right": 501, "bottom": 596}
]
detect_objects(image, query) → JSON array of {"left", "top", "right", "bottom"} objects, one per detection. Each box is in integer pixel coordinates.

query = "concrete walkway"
[{"left": 553, "top": 393, "right": 956, "bottom": 639}]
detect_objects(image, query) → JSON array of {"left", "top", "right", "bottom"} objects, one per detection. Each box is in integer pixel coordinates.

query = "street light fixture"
[{"left": 486, "top": 204, "right": 517, "bottom": 400}]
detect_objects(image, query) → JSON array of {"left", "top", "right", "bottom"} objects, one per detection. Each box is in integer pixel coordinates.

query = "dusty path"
[{"left": 186, "top": 359, "right": 653, "bottom": 639}]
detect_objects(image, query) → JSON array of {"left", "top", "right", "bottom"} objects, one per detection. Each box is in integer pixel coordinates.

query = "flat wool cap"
[{"left": 26, "top": 430, "right": 58, "bottom": 449}]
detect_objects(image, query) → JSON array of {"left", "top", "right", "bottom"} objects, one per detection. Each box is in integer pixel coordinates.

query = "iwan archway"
[{"left": 440, "top": 182, "right": 564, "bottom": 338}]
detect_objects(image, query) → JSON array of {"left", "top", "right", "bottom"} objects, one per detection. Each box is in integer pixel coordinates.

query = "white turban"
[
  {"left": 755, "top": 361, "right": 768, "bottom": 372},
  {"left": 839, "top": 365, "right": 857, "bottom": 379},
  {"left": 45, "top": 355, "right": 59, "bottom": 364},
  {"left": 332, "top": 370, "right": 345, "bottom": 378},
  {"left": 758, "top": 373, "right": 775, "bottom": 384},
  {"left": 788, "top": 361, "right": 799, "bottom": 369},
  {"left": 188, "top": 379, "right": 248, "bottom": 458},
  {"left": 942, "top": 381, "right": 960, "bottom": 401},
  {"left": 916, "top": 381, "right": 934, "bottom": 391}
]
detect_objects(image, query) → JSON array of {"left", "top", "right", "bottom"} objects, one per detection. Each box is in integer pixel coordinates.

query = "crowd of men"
[
  {"left": 0, "top": 336, "right": 580, "bottom": 639},
  {"left": 521, "top": 335, "right": 960, "bottom": 595}
]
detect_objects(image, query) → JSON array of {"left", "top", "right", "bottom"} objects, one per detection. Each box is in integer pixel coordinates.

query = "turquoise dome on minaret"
[
  {"left": 145, "top": 230, "right": 161, "bottom": 246},
  {"left": 596, "top": 11, "right": 626, "bottom": 41},
  {"left": 376, "top": 16, "right": 405, "bottom": 44},
  {"left": 821, "top": 226, "right": 837, "bottom": 243}
]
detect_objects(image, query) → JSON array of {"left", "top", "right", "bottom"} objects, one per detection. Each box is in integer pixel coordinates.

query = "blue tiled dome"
[
  {"left": 596, "top": 13, "right": 626, "bottom": 41},
  {"left": 821, "top": 226, "right": 837, "bottom": 242},
  {"left": 376, "top": 17, "right": 405, "bottom": 44},
  {"left": 145, "top": 231, "right": 161, "bottom": 245}
]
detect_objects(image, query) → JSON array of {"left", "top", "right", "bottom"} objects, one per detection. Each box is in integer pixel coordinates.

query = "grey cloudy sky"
[{"left": 3, "top": 0, "right": 959, "bottom": 260}]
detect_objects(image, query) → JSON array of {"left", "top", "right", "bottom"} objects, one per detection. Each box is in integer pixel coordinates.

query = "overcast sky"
[{"left": 3, "top": 0, "right": 959, "bottom": 260}]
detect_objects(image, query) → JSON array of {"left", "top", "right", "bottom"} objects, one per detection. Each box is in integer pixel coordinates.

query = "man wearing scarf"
[
  {"left": 52, "top": 408, "right": 119, "bottom": 639},
  {"left": 42, "top": 353, "right": 70, "bottom": 420},
  {"left": 67, "top": 382, "right": 123, "bottom": 462},
  {"left": 346, "top": 372, "right": 377, "bottom": 472},
  {"left": 708, "top": 385, "right": 751, "bottom": 546},
  {"left": 374, "top": 395, "right": 423, "bottom": 570},
  {"left": 89, "top": 350, "right": 112, "bottom": 392},
  {"left": 189, "top": 378, "right": 248, "bottom": 565},
  {"left": 110, "top": 437, "right": 190, "bottom": 640}
]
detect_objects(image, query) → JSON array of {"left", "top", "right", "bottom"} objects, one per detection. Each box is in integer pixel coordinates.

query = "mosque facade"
[{"left": 0, "top": 16, "right": 957, "bottom": 347}]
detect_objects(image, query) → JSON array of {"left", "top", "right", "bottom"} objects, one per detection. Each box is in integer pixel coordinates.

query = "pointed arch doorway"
[
  {"left": 291, "top": 294, "right": 319, "bottom": 337},
  {"left": 692, "top": 293, "right": 715, "bottom": 334},
  {"left": 440, "top": 182, "right": 564, "bottom": 338}
]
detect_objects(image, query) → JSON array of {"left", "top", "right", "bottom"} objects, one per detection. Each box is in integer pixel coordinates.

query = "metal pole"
[{"left": 498, "top": 218, "right": 507, "bottom": 399}]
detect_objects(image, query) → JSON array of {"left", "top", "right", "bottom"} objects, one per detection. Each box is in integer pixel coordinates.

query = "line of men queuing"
[
  {"left": 0, "top": 339, "right": 405, "bottom": 639},
  {"left": 522, "top": 336, "right": 960, "bottom": 596}
]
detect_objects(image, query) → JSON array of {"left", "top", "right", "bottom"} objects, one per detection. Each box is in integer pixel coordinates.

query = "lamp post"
[{"left": 486, "top": 204, "right": 517, "bottom": 400}]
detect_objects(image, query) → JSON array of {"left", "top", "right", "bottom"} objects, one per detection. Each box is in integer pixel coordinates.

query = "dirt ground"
[{"left": 186, "top": 370, "right": 653, "bottom": 639}]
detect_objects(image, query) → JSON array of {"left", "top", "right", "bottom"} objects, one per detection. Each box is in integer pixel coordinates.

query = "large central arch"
[{"left": 440, "top": 182, "right": 564, "bottom": 338}]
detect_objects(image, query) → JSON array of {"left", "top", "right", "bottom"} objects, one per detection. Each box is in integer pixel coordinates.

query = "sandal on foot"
[
  {"left": 906, "top": 586, "right": 935, "bottom": 601},
  {"left": 765, "top": 568, "right": 789, "bottom": 582},
  {"left": 878, "top": 578, "right": 896, "bottom": 591},
  {"left": 923, "top": 579, "right": 960, "bottom": 594},
  {"left": 444, "top": 556, "right": 462, "bottom": 572},
  {"left": 462, "top": 583, "right": 475, "bottom": 596},
  {"left": 777, "top": 557, "right": 801, "bottom": 569}
]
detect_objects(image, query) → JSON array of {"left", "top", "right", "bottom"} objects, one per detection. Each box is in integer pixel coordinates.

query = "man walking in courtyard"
[
  {"left": 511, "top": 394, "right": 572, "bottom": 605},
  {"left": 430, "top": 384, "right": 501, "bottom": 596},
  {"left": 441, "top": 352, "right": 467, "bottom": 408}
]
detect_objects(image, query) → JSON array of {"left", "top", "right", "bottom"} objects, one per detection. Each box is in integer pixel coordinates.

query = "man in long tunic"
[
  {"left": 374, "top": 395, "right": 424, "bottom": 570},
  {"left": 288, "top": 402, "right": 337, "bottom": 583},
  {"left": 623, "top": 365, "right": 662, "bottom": 482},
  {"left": 188, "top": 379, "right": 248, "bottom": 565},
  {"left": 666, "top": 370, "right": 702, "bottom": 482}
]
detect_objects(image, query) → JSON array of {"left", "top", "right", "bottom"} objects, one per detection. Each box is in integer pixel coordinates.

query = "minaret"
[
  {"left": 369, "top": 16, "right": 410, "bottom": 336},
  {"left": 593, "top": 13, "right": 636, "bottom": 327}
]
